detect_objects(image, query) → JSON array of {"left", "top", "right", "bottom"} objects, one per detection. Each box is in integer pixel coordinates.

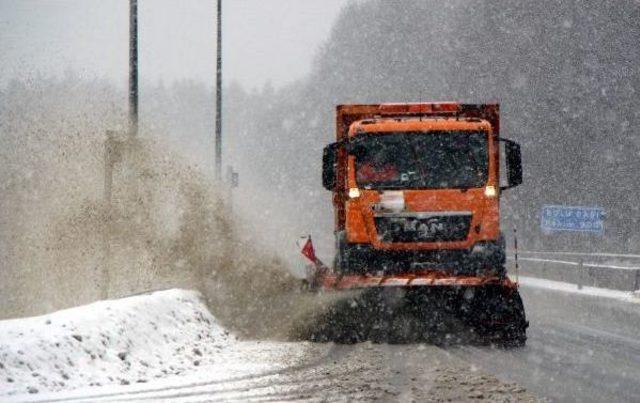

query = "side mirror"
[
  {"left": 322, "top": 143, "right": 338, "bottom": 190},
  {"left": 500, "top": 139, "right": 522, "bottom": 190}
]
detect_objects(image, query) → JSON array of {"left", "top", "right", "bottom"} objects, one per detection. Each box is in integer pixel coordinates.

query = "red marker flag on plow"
[
  {"left": 298, "top": 236, "right": 330, "bottom": 289},
  {"left": 298, "top": 235, "right": 329, "bottom": 272},
  {"left": 300, "top": 236, "right": 318, "bottom": 264}
]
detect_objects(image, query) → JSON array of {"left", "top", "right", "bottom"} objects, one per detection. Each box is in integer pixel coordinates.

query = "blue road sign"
[{"left": 541, "top": 205, "right": 604, "bottom": 235}]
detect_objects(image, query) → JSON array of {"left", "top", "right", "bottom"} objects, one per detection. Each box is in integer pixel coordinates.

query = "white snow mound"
[{"left": 0, "top": 289, "right": 231, "bottom": 397}]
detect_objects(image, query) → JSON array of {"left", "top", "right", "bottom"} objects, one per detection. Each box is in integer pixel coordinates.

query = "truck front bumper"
[{"left": 339, "top": 239, "right": 505, "bottom": 276}]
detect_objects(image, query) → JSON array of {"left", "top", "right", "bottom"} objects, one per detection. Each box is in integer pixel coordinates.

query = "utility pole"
[
  {"left": 101, "top": 0, "right": 139, "bottom": 299},
  {"left": 215, "top": 0, "right": 222, "bottom": 179},
  {"left": 129, "top": 0, "right": 139, "bottom": 136}
]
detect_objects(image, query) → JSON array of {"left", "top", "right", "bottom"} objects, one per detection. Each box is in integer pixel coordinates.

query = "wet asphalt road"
[{"left": 448, "top": 284, "right": 640, "bottom": 402}]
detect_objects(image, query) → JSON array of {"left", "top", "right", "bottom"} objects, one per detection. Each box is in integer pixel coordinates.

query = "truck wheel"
[
  {"left": 463, "top": 286, "right": 528, "bottom": 347},
  {"left": 490, "top": 290, "right": 527, "bottom": 347}
]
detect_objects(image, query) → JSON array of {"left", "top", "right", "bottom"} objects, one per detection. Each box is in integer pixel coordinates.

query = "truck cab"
[{"left": 322, "top": 103, "right": 522, "bottom": 275}]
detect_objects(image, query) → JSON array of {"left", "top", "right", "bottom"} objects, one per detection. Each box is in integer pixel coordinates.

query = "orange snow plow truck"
[{"left": 301, "top": 103, "right": 528, "bottom": 346}]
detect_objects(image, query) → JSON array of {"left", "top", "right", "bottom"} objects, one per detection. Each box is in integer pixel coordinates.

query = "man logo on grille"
[{"left": 416, "top": 218, "right": 446, "bottom": 238}]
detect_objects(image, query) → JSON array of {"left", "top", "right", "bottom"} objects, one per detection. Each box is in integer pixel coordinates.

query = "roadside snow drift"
[
  {"left": 0, "top": 288, "right": 543, "bottom": 402},
  {"left": 0, "top": 289, "right": 230, "bottom": 397}
]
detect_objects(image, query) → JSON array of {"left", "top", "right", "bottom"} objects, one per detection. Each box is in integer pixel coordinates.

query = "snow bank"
[
  {"left": 517, "top": 276, "right": 640, "bottom": 304},
  {"left": 0, "top": 289, "right": 231, "bottom": 397}
]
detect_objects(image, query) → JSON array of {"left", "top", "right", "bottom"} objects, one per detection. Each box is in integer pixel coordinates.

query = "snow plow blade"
[
  {"left": 315, "top": 271, "right": 517, "bottom": 291},
  {"left": 298, "top": 237, "right": 528, "bottom": 347},
  {"left": 299, "top": 236, "right": 517, "bottom": 291}
]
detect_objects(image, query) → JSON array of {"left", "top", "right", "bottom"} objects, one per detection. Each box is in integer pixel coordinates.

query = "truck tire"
[{"left": 462, "top": 285, "right": 528, "bottom": 347}]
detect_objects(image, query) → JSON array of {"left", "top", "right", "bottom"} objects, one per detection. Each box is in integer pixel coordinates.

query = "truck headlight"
[
  {"left": 484, "top": 185, "right": 497, "bottom": 197},
  {"left": 348, "top": 188, "right": 361, "bottom": 198}
]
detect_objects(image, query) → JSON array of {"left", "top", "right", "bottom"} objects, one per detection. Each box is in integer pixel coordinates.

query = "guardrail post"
[{"left": 577, "top": 258, "right": 584, "bottom": 290}]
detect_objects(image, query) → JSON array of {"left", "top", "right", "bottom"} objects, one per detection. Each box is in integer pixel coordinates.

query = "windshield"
[{"left": 352, "top": 131, "right": 488, "bottom": 190}]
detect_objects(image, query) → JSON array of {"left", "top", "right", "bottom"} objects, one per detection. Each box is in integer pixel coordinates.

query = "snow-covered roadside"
[
  {"left": 0, "top": 289, "right": 232, "bottom": 398},
  {"left": 1, "top": 288, "right": 543, "bottom": 402},
  {"left": 515, "top": 275, "right": 640, "bottom": 304}
]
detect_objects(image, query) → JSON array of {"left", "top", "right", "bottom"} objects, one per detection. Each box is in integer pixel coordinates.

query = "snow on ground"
[
  {"left": 514, "top": 256, "right": 640, "bottom": 270},
  {"left": 0, "top": 288, "right": 543, "bottom": 402},
  {"left": 516, "top": 275, "right": 640, "bottom": 304},
  {"left": 0, "top": 289, "right": 231, "bottom": 397}
]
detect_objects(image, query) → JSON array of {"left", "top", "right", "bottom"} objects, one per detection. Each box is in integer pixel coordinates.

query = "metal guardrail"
[
  {"left": 513, "top": 256, "right": 640, "bottom": 270},
  {"left": 507, "top": 252, "right": 640, "bottom": 292},
  {"left": 510, "top": 250, "right": 640, "bottom": 261}
]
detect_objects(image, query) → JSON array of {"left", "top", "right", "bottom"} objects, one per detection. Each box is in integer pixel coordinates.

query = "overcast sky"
[{"left": 0, "top": 0, "right": 350, "bottom": 89}]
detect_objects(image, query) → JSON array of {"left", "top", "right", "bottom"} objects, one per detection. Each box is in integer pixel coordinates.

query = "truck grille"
[{"left": 374, "top": 212, "right": 472, "bottom": 243}]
